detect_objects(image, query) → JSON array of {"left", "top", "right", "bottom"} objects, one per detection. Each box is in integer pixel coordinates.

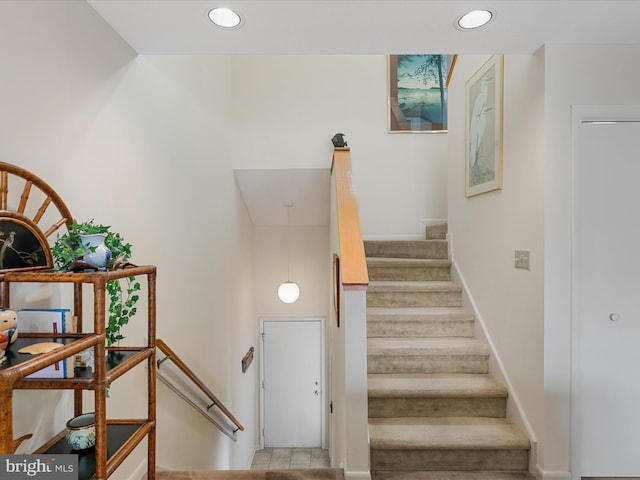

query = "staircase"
[{"left": 365, "top": 223, "right": 533, "bottom": 480}]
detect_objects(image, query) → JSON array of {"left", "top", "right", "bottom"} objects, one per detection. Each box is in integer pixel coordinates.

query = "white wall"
[
  {"left": 447, "top": 53, "right": 545, "bottom": 472},
  {"left": 0, "top": 1, "right": 257, "bottom": 476},
  {"left": 252, "top": 224, "right": 330, "bottom": 451},
  {"left": 231, "top": 55, "right": 448, "bottom": 238},
  {"left": 543, "top": 44, "right": 640, "bottom": 478},
  {"left": 253, "top": 225, "right": 329, "bottom": 320}
]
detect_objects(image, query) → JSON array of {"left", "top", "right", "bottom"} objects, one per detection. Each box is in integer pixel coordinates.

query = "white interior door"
[
  {"left": 573, "top": 116, "right": 640, "bottom": 477},
  {"left": 261, "top": 318, "right": 323, "bottom": 448}
]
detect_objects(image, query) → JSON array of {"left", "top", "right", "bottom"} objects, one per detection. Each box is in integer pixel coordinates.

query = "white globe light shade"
[{"left": 278, "top": 281, "right": 300, "bottom": 303}]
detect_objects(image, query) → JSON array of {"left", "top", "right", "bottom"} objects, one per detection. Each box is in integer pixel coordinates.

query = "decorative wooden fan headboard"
[{"left": 0, "top": 162, "right": 73, "bottom": 272}]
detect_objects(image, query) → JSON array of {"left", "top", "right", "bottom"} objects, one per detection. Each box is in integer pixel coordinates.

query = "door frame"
[
  {"left": 259, "top": 316, "right": 326, "bottom": 449},
  {"left": 570, "top": 105, "right": 640, "bottom": 479}
]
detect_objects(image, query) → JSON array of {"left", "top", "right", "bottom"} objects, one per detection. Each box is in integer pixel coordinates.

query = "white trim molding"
[
  {"left": 345, "top": 472, "right": 372, "bottom": 480},
  {"left": 535, "top": 466, "right": 571, "bottom": 480}
]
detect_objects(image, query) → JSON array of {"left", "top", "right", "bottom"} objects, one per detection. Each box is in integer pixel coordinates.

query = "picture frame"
[
  {"left": 388, "top": 54, "right": 457, "bottom": 133},
  {"left": 0, "top": 213, "right": 52, "bottom": 272},
  {"left": 241, "top": 346, "right": 254, "bottom": 373},
  {"left": 333, "top": 254, "right": 340, "bottom": 327},
  {"left": 465, "top": 55, "right": 504, "bottom": 197}
]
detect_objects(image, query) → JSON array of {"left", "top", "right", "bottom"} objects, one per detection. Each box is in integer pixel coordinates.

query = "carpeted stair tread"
[
  {"left": 368, "top": 281, "right": 461, "bottom": 293},
  {"left": 367, "top": 306, "right": 474, "bottom": 322},
  {"left": 365, "top": 240, "right": 448, "bottom": 259},
  {"left": 367, "top": 306, "right": 475, "bottom": 338},
  {"left": 155, "top": 468, "right": 344, "bottom": 480},
  {"left": 367, "top": 258, "right": 452, "bottom": 268},
  {"left": 367, "top": 258, "right": 452, "bottom": 281},
  {"left": 367, "top": 282, "right": 462, "bottom": 308},
  {"left": 368, "top": 373, "right": 507, "bottom": 398},
  {"left": 368, "top": 337, "right": 489, "bottom": 356},
  {"left": 371, "top": 471, "right": 535, "bottom": 480},
  {"left": 369, "top": 417, "right": 530, "bottom": 450},
  {"left": 368, "top": 374, "right": 507, "bottom": 418}
]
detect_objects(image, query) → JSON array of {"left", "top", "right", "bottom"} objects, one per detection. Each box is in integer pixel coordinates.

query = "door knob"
[{"left": 609, "top": 313, "right": 620, "bottom": 322}]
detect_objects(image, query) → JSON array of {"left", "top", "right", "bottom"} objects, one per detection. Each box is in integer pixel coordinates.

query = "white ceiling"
[
  {"left": 234, "top": 169, "right": 330, "bottom": 227},
  {"left": 88, "top": 1, "right": 640, "bottom": 55},
  {"left": 86, "top": 0, "right": 640, "bottom": 226}
]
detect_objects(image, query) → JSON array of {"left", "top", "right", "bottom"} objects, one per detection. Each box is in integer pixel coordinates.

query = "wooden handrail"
[
  {"left": 331, "top": 147, "right": 369, "bottom": 289},
  {"left": 156, "top": 339, "right": 244, "bottom": 433}
]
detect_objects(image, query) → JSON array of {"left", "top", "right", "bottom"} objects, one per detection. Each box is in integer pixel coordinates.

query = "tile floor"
[{"left": 251, "top": 448, "right": 330, "bottom": 470}]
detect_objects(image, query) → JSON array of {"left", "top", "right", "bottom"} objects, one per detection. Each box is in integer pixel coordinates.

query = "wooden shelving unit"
[{"left": 0, "top": 266, "right": 156, "bottom": 480}]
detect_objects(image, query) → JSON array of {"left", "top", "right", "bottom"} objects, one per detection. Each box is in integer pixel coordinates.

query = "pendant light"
[{"left": 278, "top": 202, "right": 300, "bottom": 303}]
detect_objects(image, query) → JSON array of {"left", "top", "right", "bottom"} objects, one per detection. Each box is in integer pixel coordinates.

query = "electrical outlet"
[{"left": 515, "top": 250, "right": 530, "bottom": 270}]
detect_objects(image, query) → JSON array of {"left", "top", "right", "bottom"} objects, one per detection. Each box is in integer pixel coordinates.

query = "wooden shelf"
[
  {"left": 35, "top": 421, "right": 152, "bottom": 480},
  {"left": 15, "top": 349, "right": 152, "bottom": 389},
  {"left": 0, "top": 265, "right": 156, "bottom": 284},
  {"left": 0, "top": 265, "right": 157, "bottom": 480},
  {"left": 0, "top": 335, "right": 99, "bottom": 379},
  {"left": 0, "top": 164, "right": 156, "bottom": 479}
]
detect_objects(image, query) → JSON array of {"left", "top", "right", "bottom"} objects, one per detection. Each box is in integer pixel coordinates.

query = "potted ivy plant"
[{"left": 52, "top": 220, "right": 141, "bottom": 346}]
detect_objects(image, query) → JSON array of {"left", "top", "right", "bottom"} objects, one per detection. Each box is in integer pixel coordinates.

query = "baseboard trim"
[
  {"left": 127, "top": 458, "right": 148, "bottom": 480},
  {"left": 345, "top": 471, "right": 372, "bottom": 480},
  {"left": 536, "top": 465, "right": 571, "bottom": 480}
]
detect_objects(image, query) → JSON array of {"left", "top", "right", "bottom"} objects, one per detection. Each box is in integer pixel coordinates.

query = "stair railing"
[
  {"left": 156, "top": 339, "right": 244, "bottom": 442},
  {"left": 331, "top": 147, "right": 369, "bottom": 289},
  {"left": 330, "top": 145, "right": 370, "bottom": 477}
]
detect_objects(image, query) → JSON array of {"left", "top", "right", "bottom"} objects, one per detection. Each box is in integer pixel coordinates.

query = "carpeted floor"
[{"left": 154, "top": 468, "right": 344, "bottom": 480}]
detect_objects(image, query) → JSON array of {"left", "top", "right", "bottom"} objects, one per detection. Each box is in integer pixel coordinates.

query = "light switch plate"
[{"left": 515, "top": 250, "right": 530, "bottom": 270}]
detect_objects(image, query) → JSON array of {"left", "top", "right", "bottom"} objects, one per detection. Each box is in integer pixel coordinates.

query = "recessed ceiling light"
[
  {"left": 208, "top": 7, "right": 241, "bottom": 28},
  {"left": 457, "top": 9, "right": 493, "bottom": 30}
]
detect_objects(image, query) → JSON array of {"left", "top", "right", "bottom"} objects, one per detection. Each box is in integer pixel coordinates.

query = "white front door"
[
  {"left": 573, "top": 113, "right": 640, "bottom": 477},
  {"left": 261, "top": 318, "right": 323, "bottom": 448}
]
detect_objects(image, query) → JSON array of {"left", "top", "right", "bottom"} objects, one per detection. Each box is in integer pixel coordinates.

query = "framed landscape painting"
[
  {"left": 465, "top": 55, "right": 503, "bottom": 197},
  {"left": 388, "top": 54, "right": 457, "bottom": 133}
]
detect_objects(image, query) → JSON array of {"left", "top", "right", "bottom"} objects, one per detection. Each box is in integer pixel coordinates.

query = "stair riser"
[
  {"left": 367, "top": 320, "right": 474, "bottom": 338},
  {"left": 425, "top": 223, "right": 448, "bottom": 240},
  {"left": 371, "top": 472, "right": 535, "bottom": 480},
  {"left": 370, "top": 448, "right": 529, "bottom": 471},
  {"left": 368, "top": 397, "right": 507, "bottom": 418},
  {"left": 367, "top": 292, "right": 462, "bottom": 308},
  {"left": 368, "top": 267, "right": 451, "bottom": 281},
  {"left": 367, "top": 355, "right": 489, "bottom": 374},
  {"left": 365, "top": 242, "right": 448, "bottom": 260}
]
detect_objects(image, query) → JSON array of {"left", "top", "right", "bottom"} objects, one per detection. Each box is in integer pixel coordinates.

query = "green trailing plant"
[{"left": 52, "top": 220, "right": 141, "bottom": 346}]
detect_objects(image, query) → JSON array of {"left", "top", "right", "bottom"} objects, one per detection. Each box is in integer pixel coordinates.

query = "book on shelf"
[
  {"left": 18, "top": 309, "right": 76, "bottom": 378},
  {"left": 17, "top": 308, "right": 75, "bottom": 334},
  {"left": 75, "top": 347, "right": 94, "bottom": 370}
]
